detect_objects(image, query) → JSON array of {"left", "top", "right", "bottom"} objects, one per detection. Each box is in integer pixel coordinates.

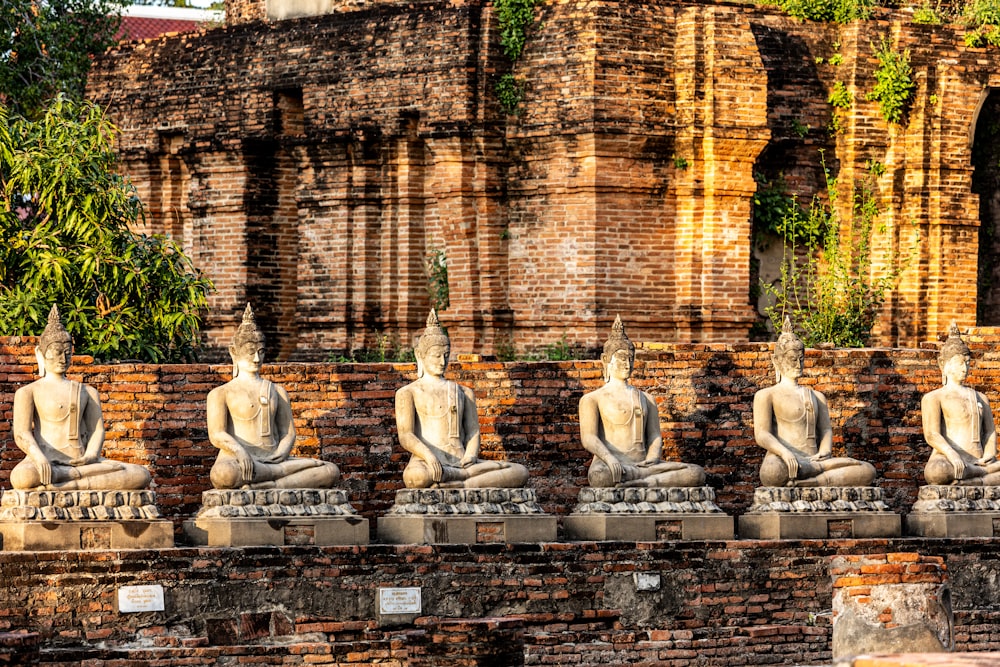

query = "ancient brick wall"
[
  {"left": 87, "top": 0, "right": 1000, "bottom": 359},
  {"left": 4, "top": 540, "right": 1000, "bottom": 665}
]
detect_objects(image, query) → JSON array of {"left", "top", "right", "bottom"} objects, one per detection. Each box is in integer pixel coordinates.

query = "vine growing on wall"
[
  {"left": 963, "top": 0, "right": 1000, "bottom": 46},
  {"left": 493, "top": 0, "right": 540, "bottom": 113}
]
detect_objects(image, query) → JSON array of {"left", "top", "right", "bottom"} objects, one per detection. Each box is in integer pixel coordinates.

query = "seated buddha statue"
[
  {"left": 752, "top": 318, "right": 876, "bottom": 488},
  {"left": 395, "top": 310, "right": 529, "bottom": 489},
  {"left": 579, "top": 316, "right": 706, "bottom": 488},
  {"left": 206, "top": 304, "right": 340, "bottom": 489},
  {"left": 11, "top": 305, "right": 152, "bottom": 490},
  {"left": 921, "top": 324, "right": 1000, "bottom": 486}
]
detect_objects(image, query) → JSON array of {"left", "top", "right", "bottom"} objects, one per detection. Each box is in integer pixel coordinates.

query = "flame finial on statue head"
[
  {"left": 939, "top": 322, "right": 971, "bottom": 370},
  {"left": 601, "top": 315, "right": 635, "bottom": 381},
  {"left": 773, "top": 316, "right": 805, "bottom": 381},
  {"left": 229, "top": 303, "right": 265, "bottom": 377},
  {"left": 38, "top": 304, "right": 72, "bottom": 352},
  {"left": 415, "top": 309, "right": 450, "bottom": 357},
  {"left": 232, "top": 303, "right": 264, "bottom": 348}
]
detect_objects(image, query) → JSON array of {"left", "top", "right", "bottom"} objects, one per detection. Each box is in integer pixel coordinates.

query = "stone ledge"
[
  {"left": 906, "top": 512, "right": 1000, "bottom": 538},
  {"left": 184, "top": 516, "right": 370, "bottom": 547},
  {"left": 377, "top": 514, "right": 557, "bottom": 544},
  {"left": 0, "top": 519, "right": 173, "bottom": 550},
  {"left": 739, "top": 511, "right": 901, "bottom": 539},
  {"left": 195, "top": 488, "right": 358, "bottom": 519},
  {"left": 746, "top": 486, "right": 890, "bottom": 513},
  {"left": 0, "top": 490, "right": 161, "bottom": 521},
  {"left": 911, "top": 485, "right": 1000, "bottom": 513},
  {"left": 572, "top": 486, "right": 723, "bottom": 514},
  {"left": 564, "top": 512, "right": 734, "bottom": 541},
  {"left": 385, "top": 488, "right": 545, "bottom": 515}
]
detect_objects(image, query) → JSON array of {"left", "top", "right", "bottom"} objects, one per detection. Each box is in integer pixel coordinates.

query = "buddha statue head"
[
  {"left": 229, "top": 303, "right": 266, "bottom": 377},
  {"left": 938, "top": 323, "right": 971, "bottom": 385},
  {"left": 773, "top": 317, "right": 805, "bottom": 382},
  {"left": 35, "top": 305, "right": 73, "bottom": 377},
  {"left": 414, "top": 309, "right": 450, "bottom": 378},
  {"left": 600, "top": 316, "right": 635, "bottom": 382}
]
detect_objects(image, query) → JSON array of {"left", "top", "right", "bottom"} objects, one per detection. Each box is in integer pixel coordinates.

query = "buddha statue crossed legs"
[
  {"left": 395, "top": 310, "right": 528, "bottom": 489},
  {"left": 921, "top": 324, "right": 1000, "bottom": 486},
  {"left": 753, "top": 318, "right": 876, "bottom": 488},
  {"left": 579, "top": 316, "right": 705, "bottom": 488},
  {"left": 11, "top": 305, "right": 151, "bottom": 491},
  {"left": 206, "top": 304, "right": 339, "bottom": 489}
]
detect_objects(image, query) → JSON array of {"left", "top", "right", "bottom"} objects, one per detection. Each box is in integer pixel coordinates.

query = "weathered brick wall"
[
  {"left": 2, "top": 333, "right": 996, "bottom": 528},
  {"left": 4, "top": 540, "right": 1000, "bottom": 665},
  {"left": 87, "top": 0, "right": 1000, "bottom": 358}
]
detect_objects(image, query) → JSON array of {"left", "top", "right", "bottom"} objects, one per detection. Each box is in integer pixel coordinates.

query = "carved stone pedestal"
[
  {"left": 563, "top": 487, "right": 734, "bottom": 541},
  {"left": 377, "top": 488, "right": 557, "bottom": 544},
  {"left": 0, "top": 490, "right": 173, "bottom": 550},
  {"left": 906, "top": 485, "right": 1000, "bottom": 537},
  {"left": 738, "top": 487, "right": 900, "bottom": 539},
  {"left": 183, "top": 489, "right": 369, "bottom": 547}
]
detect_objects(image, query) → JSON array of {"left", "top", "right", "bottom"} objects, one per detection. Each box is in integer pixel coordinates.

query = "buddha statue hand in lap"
[
  {"left": 394, "top": 309, "right": 529, "bottom": 489},
  {"left": 921, "top": 324, "right": 1000, "bottom": 486},
  {"left": 752, "top": 318, "right": 876, "bottom": 488},
  {"left": 206, "top": 304, "right": 339, "bottom": 489},
  {"left": 579, "top": 316, "right": 706, "bottom": 488},
  {"left": 11, "top": 305, "right": 152, "bottom": 491}
]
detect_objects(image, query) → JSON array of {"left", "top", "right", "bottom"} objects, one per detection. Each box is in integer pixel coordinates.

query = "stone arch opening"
[{"left": 971, "top": 87, "right": 1000, "bottom": 324}]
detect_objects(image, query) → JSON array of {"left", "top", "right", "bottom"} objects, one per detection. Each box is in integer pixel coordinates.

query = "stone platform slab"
[
  {"left": 185, "top": 488, "right": 368, "bottom": 546},
  {"left": 906, "top": 512, "right": 1000, "bottom": 538},
  {"left": 377, "top": 514, "right": 557, "bottom": 544},
  {"left": 0, "top": 520, "right": 173, "bottom": 551},
  {"left": 739, "top": 511, "right": 901, "bottom": 539},
  {"left": 564, "top": 512, "right": 734, "bottom": 541},
  {"left": 183, "top": 516, "right": 370, "bottom": 547}
]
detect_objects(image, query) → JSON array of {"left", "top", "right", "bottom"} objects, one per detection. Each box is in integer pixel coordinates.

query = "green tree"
[
  {"left": 0, "top": 0, "right": 126, "bottom": 118},
  {"left": 0, "top": 96, "right": 213, "bottom": 362}
]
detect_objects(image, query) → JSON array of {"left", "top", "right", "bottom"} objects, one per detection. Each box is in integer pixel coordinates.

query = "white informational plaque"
[
  {"left": 379, "top": 587, "right": 421, "bottom": 614},
  {"left": 118, "top": 585, "right": 165, "bottom": 613}
]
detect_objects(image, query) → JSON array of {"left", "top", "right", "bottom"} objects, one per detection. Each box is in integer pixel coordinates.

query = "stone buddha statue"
[
  {"left": 921, "top": 324, "right": 1000, "bottom": 486},
  {"left": 395, "top": 310, "right": 529, "bottom": 489},
  {"left": 206, "top": 304, "right": 340, "bottom": 489},
  {"left": 11, "top": 305, "right": 152, "bottom": 491},
  {"left": 752, "top": 318, "right": 876, "bottom": 488},
  {"left": 579, "top": 316, "right": 706, "bottom": 488}
]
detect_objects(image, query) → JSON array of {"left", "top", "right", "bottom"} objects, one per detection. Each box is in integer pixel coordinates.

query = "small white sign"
[
  {"left": 118, "top": 585, "right": 165, "bottom": 613},
  {"left": 379, "top": 587, "right": 421, "bottom": 614}
]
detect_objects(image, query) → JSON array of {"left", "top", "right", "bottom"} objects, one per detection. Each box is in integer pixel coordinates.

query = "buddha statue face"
[
  {"left": 941, "top": 351, "right": 970, "bottom": 386},
  {"left": 602, "top": 347, "right": 634, "bottom": 382},
  {"left": 39, "top": 339, "right": 72, "bottom": 377},
  {"left": 774, "top": 342, "right": 804, "bottom": 381},
  {"left": 416, "top": 342, "right": 449, "bottom": 379},
  {"left": 232, "top": 336, "right": 266, "bottom": 377}
]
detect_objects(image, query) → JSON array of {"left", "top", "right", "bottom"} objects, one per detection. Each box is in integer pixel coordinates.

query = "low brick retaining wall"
[{"left": 1, "top": 539, "right": 1000, "bottom": 665}]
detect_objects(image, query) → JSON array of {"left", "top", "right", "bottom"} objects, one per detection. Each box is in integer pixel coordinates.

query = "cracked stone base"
[
  {"left": 183, "top": 516, "right": 370, "bottom": 547},
  {"left": 0, "top": 520, "right": 173, "bottom": 551},
  {"left": 564, "top": 513, "right": 734, "bottom": 541},
  {"left": 377, "top": 515, "right": 557, "bottom": 544},
  {"left": 905, "top": 512, "right": 1000, "bottom": 538},
  {"left": 739, "top": 512, "right": 901, "bottom": 539}
]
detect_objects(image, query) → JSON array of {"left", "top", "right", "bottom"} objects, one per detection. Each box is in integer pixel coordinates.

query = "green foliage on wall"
[
  {"left": 762, "top": 158, "right": 915, "bottom": 347},
  {"left": 867, "top": 39, "right": 916, "bottom": 125},
  {"left": 0, "top": 97, "right": 213, "bottom": 362},
  {"left": 963, "top": 0, "right": 1000, "bottom": 46},
  {"left": 492, "top": 0, "right": 539, "bottom": 113},
  {"left": 759, "top": 0, "right": 874, "bottom": 23}
]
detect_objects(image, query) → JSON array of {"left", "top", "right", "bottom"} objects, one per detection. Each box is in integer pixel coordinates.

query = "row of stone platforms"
[{"left": 0, "top": 484, "right": 997, "bottom": 550}]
